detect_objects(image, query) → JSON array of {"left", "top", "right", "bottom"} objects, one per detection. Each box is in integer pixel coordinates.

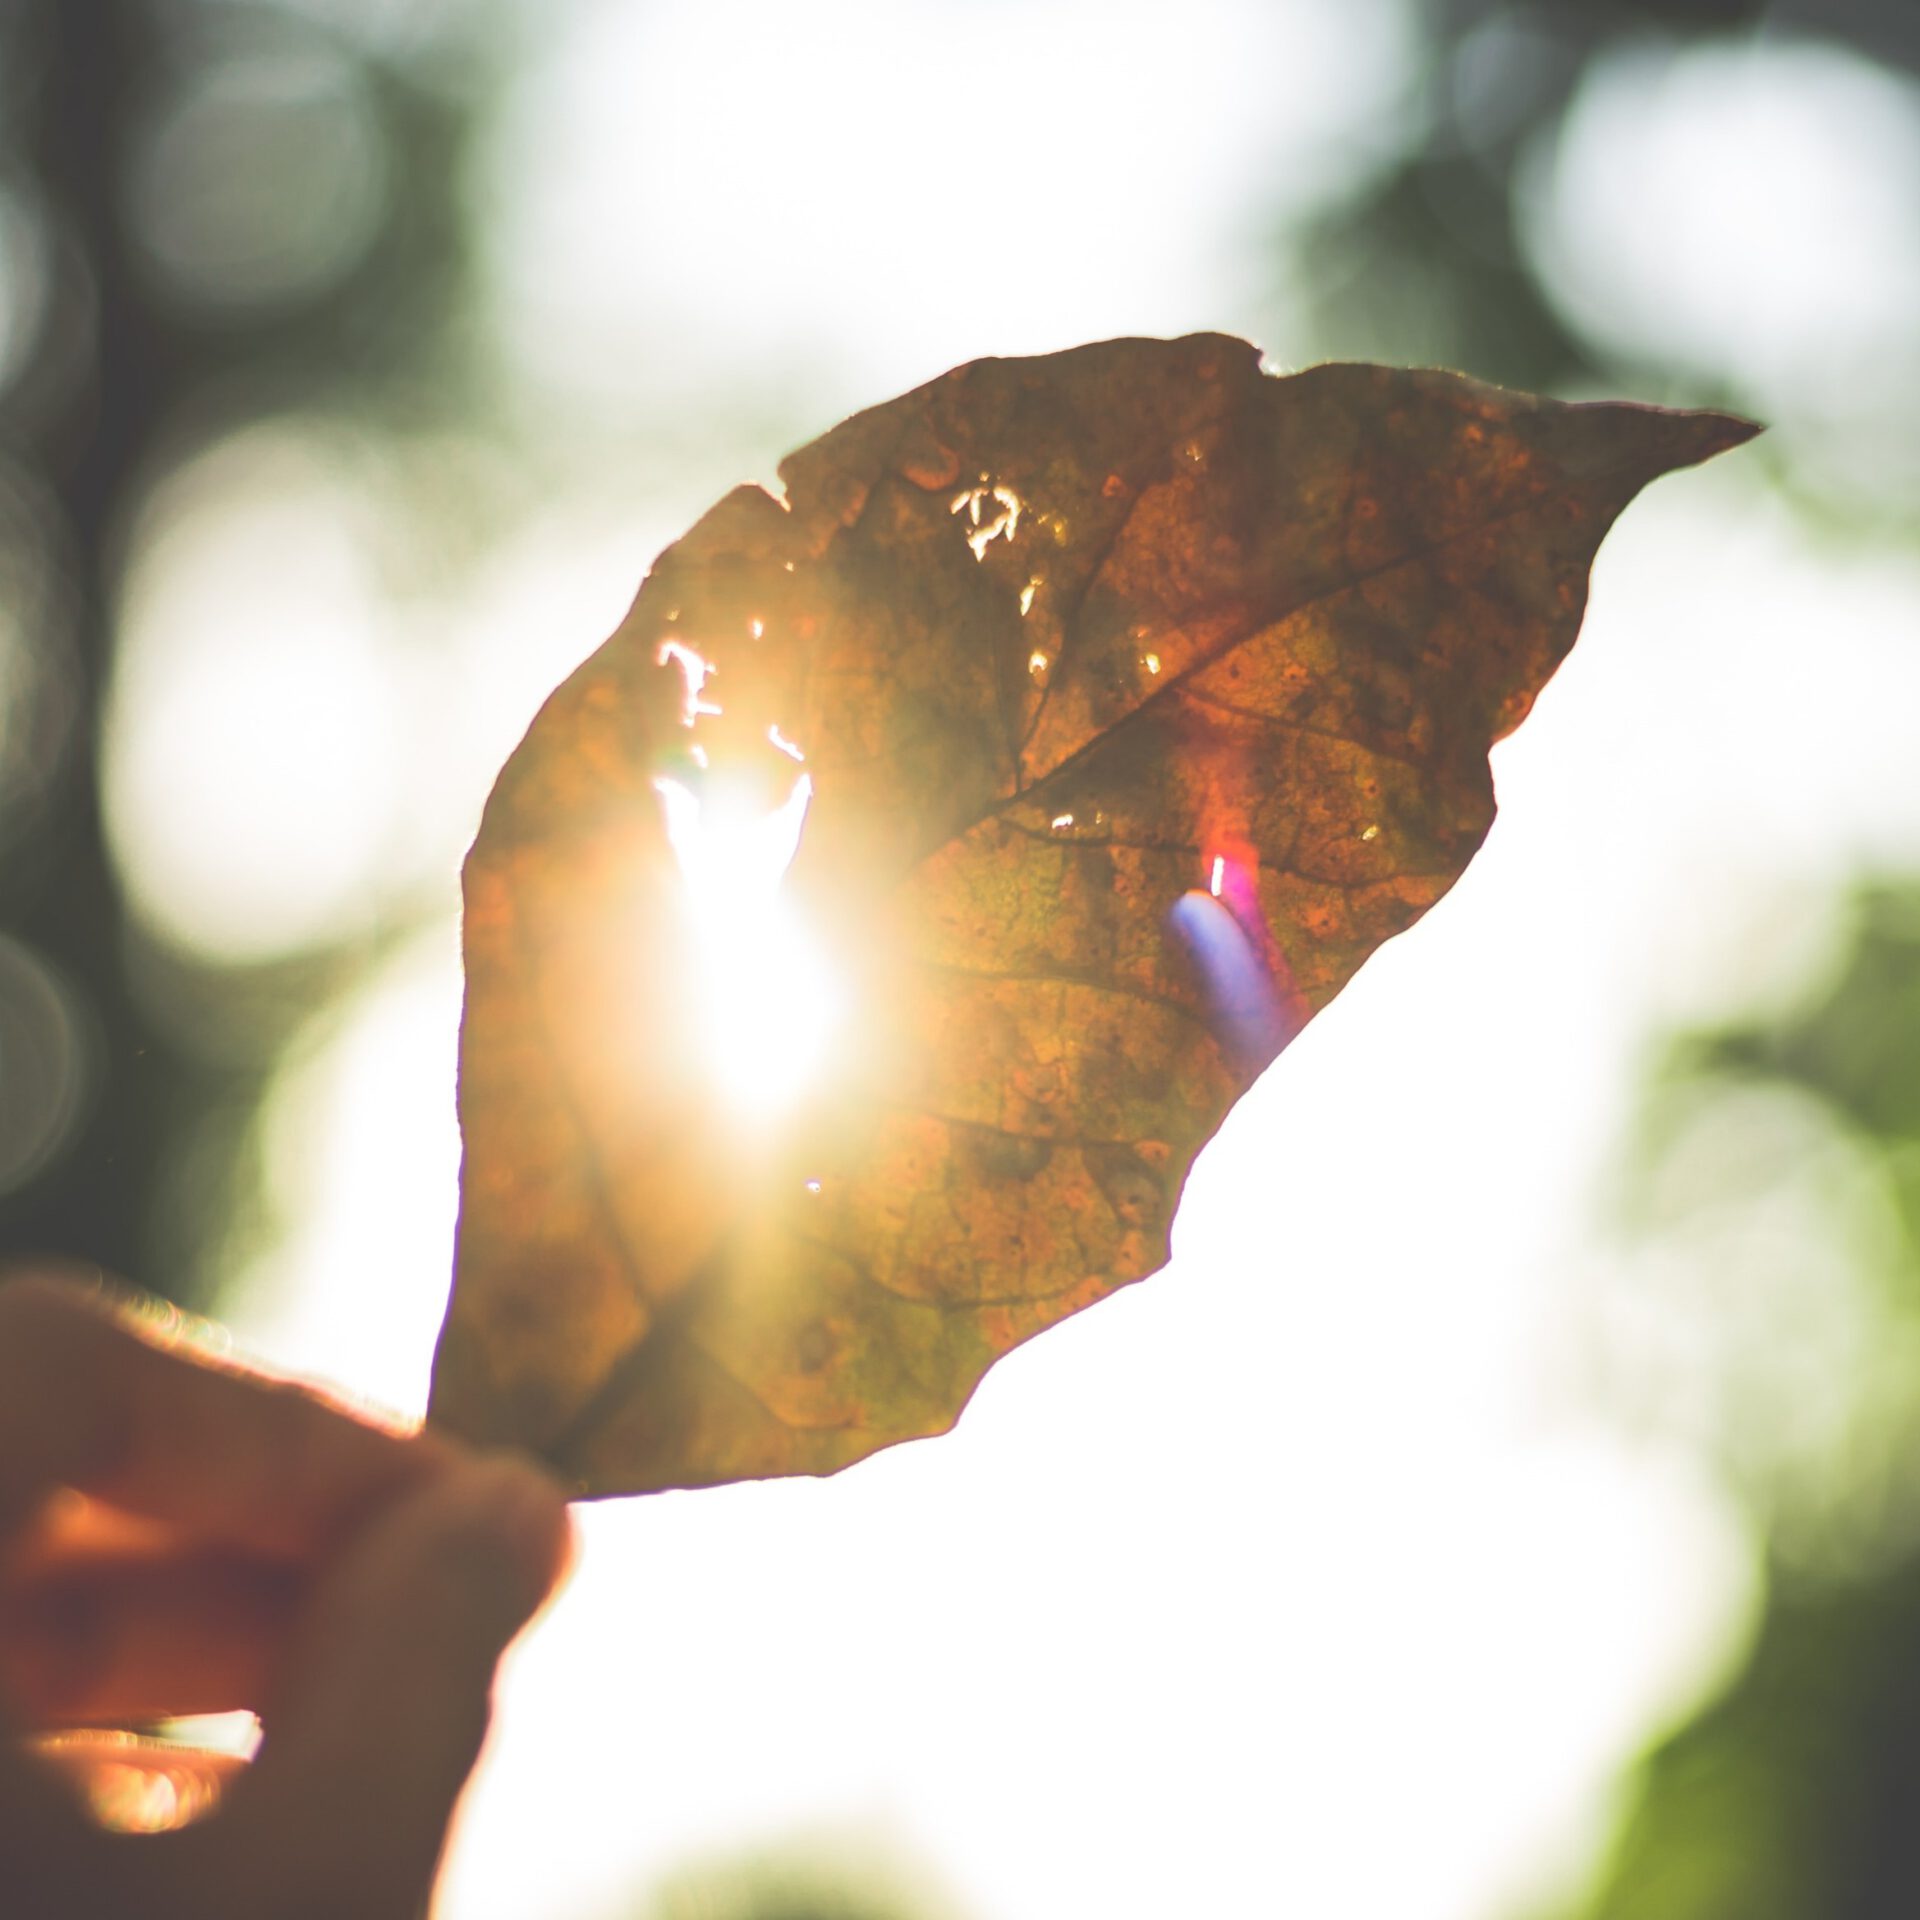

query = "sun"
[{"left": 651, "top": 767, "right": 843, "bottom": 1122}]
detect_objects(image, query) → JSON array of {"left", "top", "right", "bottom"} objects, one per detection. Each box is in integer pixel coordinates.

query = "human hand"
[{"left": 0, "top": 1272, "right": 573, "bottom": 1919}]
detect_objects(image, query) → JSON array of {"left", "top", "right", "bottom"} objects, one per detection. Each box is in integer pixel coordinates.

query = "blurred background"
[{"left": 3, "top": 0, "right": 1919, "bottom": 1913}]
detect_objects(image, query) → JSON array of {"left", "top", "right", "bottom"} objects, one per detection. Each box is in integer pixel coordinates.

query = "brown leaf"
[{"left": 427, "top": 334, "right": 1755, "bottom": 1496}]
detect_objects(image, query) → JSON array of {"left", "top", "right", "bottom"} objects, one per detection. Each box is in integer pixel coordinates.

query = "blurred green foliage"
[
  {"left": 1559, "top": 1554, "right": 1920, "bottom": 1919},
  {"left": 636, "top": 1846, "right": 952, "bottom": 1920},
  {"left": 1554, "top": 882, "right": 1920, "bottom": 1919},
  {"left": 0, "top": 0, "right": 506, "bottom": 1297},
  {"left": 1701, "top": 887, "right": 1920, "bottom": 1201}
]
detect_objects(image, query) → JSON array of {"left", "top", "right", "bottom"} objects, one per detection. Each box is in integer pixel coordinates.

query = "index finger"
[{"left": 0, "top": 1274, "right": 454, "bottom": 1560}]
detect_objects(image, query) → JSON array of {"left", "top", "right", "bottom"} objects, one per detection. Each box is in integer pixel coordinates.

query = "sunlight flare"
[{"left": 652, "top": 769, "right": 841, "bottom": 1120}]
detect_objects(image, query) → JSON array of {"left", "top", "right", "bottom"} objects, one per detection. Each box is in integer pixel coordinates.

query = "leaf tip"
[
  {"left": 1621, "top": 400, "right": 1767, "bottom": 479},
  {"left": 1691, "top": 407, "right": 1766, "bottom": 459}
]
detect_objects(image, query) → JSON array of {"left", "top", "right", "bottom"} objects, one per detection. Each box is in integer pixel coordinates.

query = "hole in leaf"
[
  {"left": 657, "top": 639, "right": 721, "bottom": 725},
  {"left": 949, "top": 481, "right": 1025, "bottom": 560}
]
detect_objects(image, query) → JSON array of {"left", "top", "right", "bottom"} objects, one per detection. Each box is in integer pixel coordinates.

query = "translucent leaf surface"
[{"left": 429, "top": 334, "right": 1754, "bottom": 1495}]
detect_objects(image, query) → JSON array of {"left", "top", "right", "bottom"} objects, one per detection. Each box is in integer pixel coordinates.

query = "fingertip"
[
  {"left": 438, "top": 1454, "right": 576, "bottom": 1628},
  {"left": 218, "top": 1452, "right": 573, "bottom": 1913},
  {"left": 284, "top": 1451, "right": 571, "bottom": 1704}
]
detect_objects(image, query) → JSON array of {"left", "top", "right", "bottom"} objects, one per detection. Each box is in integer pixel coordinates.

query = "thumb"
[{"left": 213, "top": 1452, "right": 573, "bottom": 1918}]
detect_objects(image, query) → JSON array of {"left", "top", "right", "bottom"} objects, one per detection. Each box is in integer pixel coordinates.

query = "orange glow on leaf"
[{"left": 432, "top": 335, "right": 1757, "bottom": 1494}]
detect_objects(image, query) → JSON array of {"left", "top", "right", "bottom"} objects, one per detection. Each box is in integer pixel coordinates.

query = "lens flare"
[{"left": 652, "top": 769, "right": 841, "bottom": 1121}]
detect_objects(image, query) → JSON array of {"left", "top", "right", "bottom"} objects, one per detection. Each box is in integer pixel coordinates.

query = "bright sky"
[
  {"left": 472, "top": 0, "right": 1418, "bottom": 421},
  {"left": 1520, "top": 34, "right": 1920, "bottom": 441},
  {"left": 98, "top": 6, "right": 1920, "bottom": 1916}
]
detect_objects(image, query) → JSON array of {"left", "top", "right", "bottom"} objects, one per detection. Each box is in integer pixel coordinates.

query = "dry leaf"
[{"left": 428, "top": 334, "right": 1754, "bottom": 1495}]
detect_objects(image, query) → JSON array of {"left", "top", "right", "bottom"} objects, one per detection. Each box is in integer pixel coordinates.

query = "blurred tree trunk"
[{"left": 3, "top": 0, "right": 176, "bottom": 1283}]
